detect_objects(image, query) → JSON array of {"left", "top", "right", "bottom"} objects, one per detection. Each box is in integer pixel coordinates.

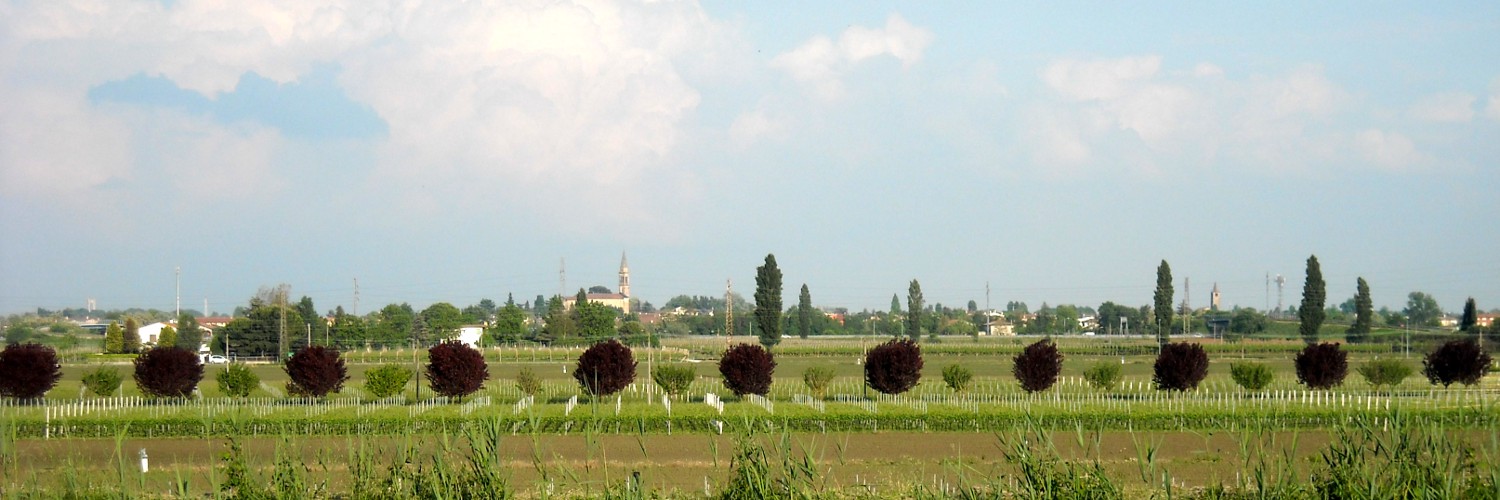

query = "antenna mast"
[
  {"left": 175, "top": 266, "right": 181, "bottom": 318},
  {"left": 1275, "top": 274, "right": 1286, "bottom": 318},
  {"left": 352, "top": 278, "right": 360, "bottom": 316},
  {"left": 724, "top": 279, "right": 734, "bottom": 347}
]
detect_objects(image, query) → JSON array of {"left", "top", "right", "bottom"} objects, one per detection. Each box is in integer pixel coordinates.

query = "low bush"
[
  {"left": 1423, "top": 339, "right": 1492, "bottom": 387},
  {"left": 133, "top": 346, "right": 203, "bottom": 398},
  {"left": 1230, "top": 362, "right": 1274, "bottom": 391},
  {"left": 216, "top": 364, "right": 259, "bottom": 398},
  {"left": 427, "top": 341, "right": 489, "bottom": 398},
  {"left": 364, "top": 364, "right": 412, "bottom": 399},
  {"left": 803, "top": 366, "right": 836, "bottom": 398},
  {"left": 81, "top": 367, "right": 122, "bottom": 397},
  {"left": 1083, "top": 361, "right": 1121, "bottom": 390},
  {"left": 865, "top": 339, "right": 923, "bottom": 395},
  {"left": 284, "top": 346, "right": 349, "bottom": 398},
  {"left": 1153, "top": 343, "right": 1208, "bottom": 391},
  {"left": 653, "top": 365, "right": 696, "bottom": 397},
  {"left": 515, "top": 367, "right": 542, "bottom": 398},
  {"left": 942, "top": 364, "right": 974, "bottom": 393},
  {"left": 1013, "top": 340, "right": 1064, "bottom": 393},
  {"left": 573, "top": 339, "right": 636, "bottom": 397},
  {"left": 1295, "top": 342, "right": 1348, "bottom": 390},
  {"left": 0, "top": 343, "right": 63, "bottom": 400},
  {"left": 719, "top": 343, "right": 775, "bottom": 397},
  {"left": 1357, "top": 359, "right": 1412, "bottom": 391}
]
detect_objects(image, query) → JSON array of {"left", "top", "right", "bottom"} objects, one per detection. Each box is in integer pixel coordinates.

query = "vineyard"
[{"left": 1, "top": 338, "right": 1496, "bottom": 498}]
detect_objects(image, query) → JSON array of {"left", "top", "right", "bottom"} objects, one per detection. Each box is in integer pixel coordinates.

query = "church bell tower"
[{"left": 618, "top": 252, "right": 630, "bottom": 297}]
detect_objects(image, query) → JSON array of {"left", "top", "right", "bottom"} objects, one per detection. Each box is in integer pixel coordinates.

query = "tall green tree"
[
  {"left": 797, "top": 284, "right": 812, "bottom": 339},
  {"left": 906, "top": 280, "right": 924, "bottom": 342},
  {"left": 1153, "top": 260, "right": 1173, "bottom": 345},
  {"left": 541, "top": 295, "right": 574, "bottom": 342},
  {"left": 295, "top": 296, "right": 328, "bottom": 345},
  {"left": 104, "top": 321, "right": 124, "bottom": 354},
  {"left": 753, "top": 253, "right": 783, "bottom": 349},
  {"left": 1298, "top": 255, "right": 1326, "bottom": 344},
  {"left": 123, "top": 317, "right": 141, "bottom": 354},
  {"left": 1403, "top": 291, "right": 1442, "bottom": 327},
  {"left": 490, "top": 302, "right": 527, "bottom": 344},
  {"left": 1460, "top": 297, "right": 1478, "bottom": 333},
  {"left": 157, "top": 325, "right": 177, "bottom": 347},
  {"left": 419, "top": 302, "right": 464, "bottom": 342},
  {"left": 174, "top": 313, "right": 203, "bottom": 351},
  {"left": 1346, "top": 277, "right": 1373, "bottom": 343},
  {"left": 886, "top": 294, "right": 904, "bottom": 337},
  {"left": 573, "top": 293, "right": 619, "bottom": 339}
]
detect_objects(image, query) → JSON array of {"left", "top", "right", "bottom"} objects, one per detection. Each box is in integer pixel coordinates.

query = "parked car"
[{"left": 203, "top": 354, "right": 228, "bottom": 364}]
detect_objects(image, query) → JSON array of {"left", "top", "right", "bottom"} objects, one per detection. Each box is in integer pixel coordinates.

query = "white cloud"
[
  {"left": 1, "top": 0, "right": 730, "bottom": 237},
  {"left": 1486, "top": 77, "right": 1500, "bottom": 121},
  {"left": 1409, "top": 92, "right": 1476, "bottom": 123},
  {"left": 771, "top": 13, "right": 933, "bottom": 100},
  {"left": 1041, "top": 56, "right": 1161, "bottom": 101},
  {"left": 1025, "top": 58, "right": 1360, "bottom": 175},
  {"left": 728, "top": 107, "right": 784, "bottom": 149},
  {"left": 0, "top": 88, "right": 132, "bottom": 198},
  {"left": 1354, "top": 129, "right": 1425, "bottom": 170}
]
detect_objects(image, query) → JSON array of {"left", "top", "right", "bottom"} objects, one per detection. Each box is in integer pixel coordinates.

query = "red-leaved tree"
[
  {"left": 1153, "top": 342, "right": 1209, "bottom": 391},
  {"left": 0, "top": 343, "right": 63, "bottom": 400},
  {"left": 718, "top": 343, "right": 776, "bottom": 396},
  {"left": 134, "top": 346, "right": 204, "bottom": 398},
  {"left": 426, "top": 341, "right": 489, "bottom": 398},
  {"left": 1294, "top": 342, "right": 1348, "bottom": 390},
  {"left": 865, "top": 339, "right": 923, "bottom": 395},
  {"left": 284, "top": 345, "right": 350, "bottom": 397},
  {"left": 1423, "top": 339, "right": 1492, "bottom": 387},
  {"left": 1013, "top": 339, "right": 1064, "bottom": 393},
  {"left": 574, "top": 339, "right": 637, "bottom": 397}
]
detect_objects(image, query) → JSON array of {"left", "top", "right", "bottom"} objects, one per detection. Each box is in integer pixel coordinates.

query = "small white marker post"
[{"left": 139, "top": 448, "right": 149, "bottom": 473}]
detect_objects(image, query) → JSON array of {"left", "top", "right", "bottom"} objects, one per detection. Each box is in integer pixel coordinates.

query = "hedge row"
[{"left": 11, "top": 406, "right": 1493, "bottom": 439}]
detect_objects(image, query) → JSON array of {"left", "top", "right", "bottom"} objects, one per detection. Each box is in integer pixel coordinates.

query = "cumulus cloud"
[
  {"left": 1354, "top": 129, "right": 1426, "bottom": 170},
  {"left": 1, "top": 0, "right": 731, "bottom": 238},
  {"left": 1027, "top": 57, "right": 1356, "bottom": 175},
  {"left": 1408, "top": 92, "right": 1476, "bottom": 123},
  {"left": 0, "top": 88, "right": 132, "bottom": 198},
  {"left": 1487, "top": 78, "right": 1500, "bottom": 121},
  {"left": 771, "top": 13, "right": 933, "bottom": 100}
]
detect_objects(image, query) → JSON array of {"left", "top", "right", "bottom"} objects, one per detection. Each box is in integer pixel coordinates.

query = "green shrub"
[
  {"left": 363, "top": 364, "right": 412, "bottom": 399},
  {"left": 1083, "top": 362, "right": 1121, "bottom": 390},
  {"left": 81, "top": 367, "right": 122, "bottom": 397},
  {"left": 515, "top": 367, "right": 542, "bottom": 397},
  {"left": 215, "top": 364, "right": 259, "bottom": 398},
  {"left": 802, "top": 366, "right": 836, "bottom": 398},
  {"left": 653, "top": 365, "right": 696, "bottom": 397},
  {"left": 942, "top": 364, "right": 973, "bottom": 393},
  {"left": 1357, "top": 359, "right": 1412, "bottom": 391},
  {"left": 1230, "top": 362, "right": 1274, "bottom": 391}
]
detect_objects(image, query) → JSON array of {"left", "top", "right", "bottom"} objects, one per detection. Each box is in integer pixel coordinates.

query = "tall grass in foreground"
[{"left": 5, "top": 411, "right": 1498, "bottom": 498}]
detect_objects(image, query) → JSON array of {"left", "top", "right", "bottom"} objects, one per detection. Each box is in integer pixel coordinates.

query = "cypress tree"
[
  {"left": 123, "top": 318, "right": 141, "bottom": 354},
  {"left": 157, "top": 325, "right": 177, "bottom": 348},
  {"left": 1346, "top": 277, "right": 1373, "bottom": 343},
  {"left": 1153, "top": 260, "right": 1174, "bottom": 345},
  {"left": 175, "top": 313, "right": 203, "bottom": 351},
  {"left": 1460, "top": 298, "right": 1477, "bottom": 333},
  {"left": 797, "top": 284, "right": 812, "bottom": 339},
  {"left": 104, "top": 321, "right": 124, "bottom": 354},
  {"left": 753, "top": 254, "right": 783, "bottom": 349},
  {"left": 1298, "top": 255, "right": 1326, "bottom": 344},
  {"left": 907, "top": 280, "right": 925, "bottom": 342}
]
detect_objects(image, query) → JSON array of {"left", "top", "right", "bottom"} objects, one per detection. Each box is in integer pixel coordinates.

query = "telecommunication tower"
[
  {"left": 352, "top": 278, "right": 360, "bottom": 316},
  {"left": 1275, "top": 274, "right": 1286, "bottom": 317},
  {"left": 724, "top": 279, "right": 734, "bottom": 346}
]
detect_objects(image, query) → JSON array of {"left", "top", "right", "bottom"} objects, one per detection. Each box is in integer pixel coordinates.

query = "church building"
[{"left": 562, "top": 253, "right": 632, "bottom": 314}]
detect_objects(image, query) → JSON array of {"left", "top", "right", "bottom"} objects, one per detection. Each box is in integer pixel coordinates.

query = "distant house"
[
  {"left": 1477, "top": 314, "right": 1497, "bottom": 329},
  {"left": 139, "top": 322, "right": 171, "bottom": 345},
  {"left": 457, "top": 325, "right": 485, "bottom": 348}
]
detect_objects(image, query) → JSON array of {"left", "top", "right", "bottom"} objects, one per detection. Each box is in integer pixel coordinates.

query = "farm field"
[{"left": 2, "top": 337, "right": 1497, "bottom": 498}]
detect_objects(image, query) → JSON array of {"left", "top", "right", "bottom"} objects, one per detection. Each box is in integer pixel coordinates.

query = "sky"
[{"left": 2, "top": 1, "right": 1498, "bottom": 317}]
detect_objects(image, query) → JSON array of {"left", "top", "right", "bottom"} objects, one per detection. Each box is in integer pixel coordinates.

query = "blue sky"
[{"left": 2, "top": 1, "right": 1497, "bottom": 317}]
